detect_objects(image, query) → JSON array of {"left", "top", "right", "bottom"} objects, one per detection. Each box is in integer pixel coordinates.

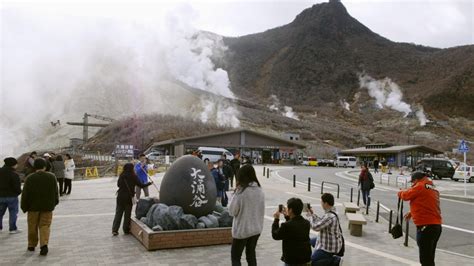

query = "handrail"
[{"left": 321, "top": 181, "right": 340, "bottom": 198}]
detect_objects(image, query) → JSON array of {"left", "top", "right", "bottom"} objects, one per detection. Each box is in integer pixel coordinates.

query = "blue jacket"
[{"left": 134, "top": 163, "right": 148, "bottom": 184}]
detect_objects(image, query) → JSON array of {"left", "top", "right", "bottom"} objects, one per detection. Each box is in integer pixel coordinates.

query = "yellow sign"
[
  {"left": 117, "top": 165, "right": 123, "bottom": 176},
  {"left": 85, "top": 167, "right": 99, "bottom": 178}
]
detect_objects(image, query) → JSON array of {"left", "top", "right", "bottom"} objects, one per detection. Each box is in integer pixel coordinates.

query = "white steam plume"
[
  {"left": 359, "top": 74, "right": 428, "bottom": 126},
  {"left": 267, "top": 95, "right": 299, "bottom": 120},
  {"left": 359, "top": 74, "right": 412, "bottom": 116},
  {"left": 0, "top": 4, "right": 239, "bottom": 157},
  {"left": 416, "top": 107, "right": 429, "bottom": 126}
]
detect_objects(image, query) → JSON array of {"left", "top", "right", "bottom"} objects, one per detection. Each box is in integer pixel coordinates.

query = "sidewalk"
[{"left": 0, "top": 165, "right": 471, "bottom": 265}]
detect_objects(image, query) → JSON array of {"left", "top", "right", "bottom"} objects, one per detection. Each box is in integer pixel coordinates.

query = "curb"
[{"left": 439, "top": 194, "right": 474, "bottom": 203}]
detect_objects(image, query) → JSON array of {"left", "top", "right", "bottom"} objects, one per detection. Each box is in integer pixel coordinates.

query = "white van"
[
  {"left": 198, "top": 147, "right": 234, "bottom": 163},
  {"left": 335, "top": 156, "right": 357, "bottom": 168}
]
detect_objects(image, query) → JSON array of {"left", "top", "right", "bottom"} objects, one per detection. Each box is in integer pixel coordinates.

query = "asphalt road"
[{"left": 273, "top": 166, "right": 474, "bottom": 258}]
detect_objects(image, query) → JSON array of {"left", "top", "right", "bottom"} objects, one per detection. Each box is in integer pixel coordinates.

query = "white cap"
[{"left": 43, "top": 153, "right": 51, "bottom": 157}]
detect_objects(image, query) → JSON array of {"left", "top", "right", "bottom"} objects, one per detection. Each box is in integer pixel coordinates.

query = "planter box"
[{"left": 130, "top": 217, "right": 233, "bottom": 250}]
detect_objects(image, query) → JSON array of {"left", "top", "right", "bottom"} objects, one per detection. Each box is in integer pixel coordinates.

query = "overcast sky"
[{"left": 1, "top": 0, "right": 473, "bottom": 48}]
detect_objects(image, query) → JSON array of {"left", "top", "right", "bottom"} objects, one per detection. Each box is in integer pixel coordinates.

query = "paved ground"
[
  {"left": 1, "top": 165, "right": 473, "bottom": 265},
  {"left": 274, "top": 166, "right": 474, "bottom": 258}
]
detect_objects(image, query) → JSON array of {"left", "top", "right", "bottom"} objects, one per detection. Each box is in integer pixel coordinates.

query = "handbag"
[
  {"left": 329, "top": 211, "right": 345, "bottom": 257},
  {"left": 391, "top": 197, "right": 404, "bottom": 239}
]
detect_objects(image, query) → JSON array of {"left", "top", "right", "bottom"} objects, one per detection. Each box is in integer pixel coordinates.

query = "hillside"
[
  {"left": 221, "top": 0, "right": 474, "bottom": 119},
  {"left": 87, "top": 0, "right": 473, "bottom": 161}
]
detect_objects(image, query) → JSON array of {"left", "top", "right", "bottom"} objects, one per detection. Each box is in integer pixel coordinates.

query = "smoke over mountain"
[
  {"left": 267, "top": 95, "right": 299, "bottom": 120},
  {"left": 359, "top": 74, "right": 428, "bottom": 126},
  {"left": 0, "top": 6, "right": 239, "bottom": 157}
]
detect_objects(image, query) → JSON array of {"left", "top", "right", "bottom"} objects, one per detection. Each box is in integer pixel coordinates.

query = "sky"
[{"left": 1, "top": 0, "right": 473, "bottom": 48}]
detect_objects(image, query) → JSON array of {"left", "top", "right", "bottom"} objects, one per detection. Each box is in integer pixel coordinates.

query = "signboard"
[
  {"left": 115, "top": 144, "right": 134, "bottom": 158},
  {"left": 458, "top": 140, "right": 469, "bottom": 153}
]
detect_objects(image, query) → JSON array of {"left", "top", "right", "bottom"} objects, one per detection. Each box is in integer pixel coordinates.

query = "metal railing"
[{"left": 321, "top": 181, "right": 340, "bottom": 198}]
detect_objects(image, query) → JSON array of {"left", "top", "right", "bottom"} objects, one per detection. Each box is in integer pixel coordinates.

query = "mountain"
[
  {"left": 221, "top": 0, "right": 474, "bottom": 119},
  {"left": 87, "top": 0, "right": 473, "bottom": 161}
]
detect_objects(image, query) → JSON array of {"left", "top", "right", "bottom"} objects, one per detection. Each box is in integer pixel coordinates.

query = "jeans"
[
  {"left": 0, "top": 197, "right": 19, "bottom": 231},
  {"left": 27, "top": 211, "right": 53, "bottom": 247},
  {"left": 416, "top": 224, "right": 442, "bottom": 266},
  {"left": 311, "top": 249, "right": 341, "bottom": 266},
  {"left": 112, "top": 201, "right": 133, "bottom": 233},
  {"left": 135, "top": 186, "right": 149, "bottom": 199},
  {"left": 231, "top": 234, "right": 260, "bottom": 266},
  {"left": 361, "top": 189, "right": 371, "bottom": 207},
  {"left": 64, "top": 179, "right": 72, "bottom": 194},
  {"left": 374, "top": 167, "right": 378, "bottom": 173}
]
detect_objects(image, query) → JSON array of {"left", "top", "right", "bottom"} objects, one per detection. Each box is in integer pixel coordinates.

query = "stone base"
[
  {"left": 130, "top": 217, "right": 233, "bottom": 250},
  {"left": 349, "top": 224, "right": 363, "bottom": 236}
]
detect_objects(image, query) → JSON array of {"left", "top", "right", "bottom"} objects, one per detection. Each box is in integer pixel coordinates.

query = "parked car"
[
  {"left": 301, "top": 156, "right": 318, "bottom": 166},
  {"left": 335, "top": 156, "right": 357, "bottom": 168},
  {"left": 453, "top": 165, "right": 474, "bottom": 182},
  {"left": 317, "top": 159, "right": 335, "bottom": 167},
  {"left": 198, "top": 147, "right": 234, "bottom": 163},
  {"left": 420, "top": 158, "right": 455, "bottom": 179}
]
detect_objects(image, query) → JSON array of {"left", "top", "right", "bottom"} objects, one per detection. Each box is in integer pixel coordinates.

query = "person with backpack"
[
  {"left": 307, "top": 193, "right": 344, "bottom": 266},
  {"left": 229, "top": 164, "right": 265, "bottom": 266},
  {"left": 272, "top": 197, "right": 312, "bottom": 265},
  {"left": 112, "top": 163, "right": 152, "bottom": 236},
  {"left": 358, "top": 164, "right": 374, "bottom": 207}
]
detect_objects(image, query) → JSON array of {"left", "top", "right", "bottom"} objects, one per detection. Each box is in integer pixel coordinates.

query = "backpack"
[{"left": 368, "top": 172, "right": 375, "bottom": 189}]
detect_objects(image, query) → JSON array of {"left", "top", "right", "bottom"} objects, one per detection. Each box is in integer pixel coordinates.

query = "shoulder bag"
[
  {"left": 391, "top": 197, "right": 404, "bottom": 239},
  {"left": 329, "top": 211, "right": 345, "bottom": 257}
]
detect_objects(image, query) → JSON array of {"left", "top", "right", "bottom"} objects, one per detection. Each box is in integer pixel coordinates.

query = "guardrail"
[{"left": 321, "top": 181, "right": 340, "bottom": 198}]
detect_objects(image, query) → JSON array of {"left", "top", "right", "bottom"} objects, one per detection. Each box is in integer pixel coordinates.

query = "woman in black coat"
[{"left": 112, "top": 163, "right": 151, "bottom": 235}]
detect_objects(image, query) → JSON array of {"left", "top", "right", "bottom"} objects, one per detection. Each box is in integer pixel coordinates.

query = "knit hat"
[
  {"left": 411, "top": 171, "right": 426, "bottom": 181},
  {"left": 4, "top": 157, "right": 18, "bottom": 167}
]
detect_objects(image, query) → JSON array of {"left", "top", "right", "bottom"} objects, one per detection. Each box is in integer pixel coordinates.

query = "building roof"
[
  {"left": 149, "top": 128, "right": 306, "bottom": 149},
  {"left": 341, "top": 145, "right": 443, "bottom": 155}
]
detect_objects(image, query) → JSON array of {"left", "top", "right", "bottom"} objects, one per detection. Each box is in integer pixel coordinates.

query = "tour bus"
[
  {"left": 335, "top": 156, "right": 357, "bottom": 168},
  {"left": 198, "top": 147, "right": 234, "bottom": 163}
]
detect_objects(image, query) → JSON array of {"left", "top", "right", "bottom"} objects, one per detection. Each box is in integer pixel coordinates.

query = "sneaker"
[
  {"left": 112, "top": 231, "right": 119, "bottom": 236},
  {"left": 40, "top": 245, "right": 48, "bottom": 256},
  {"left": 9, "top": 229, "right": 22, "bottom": 234},
  {"left": 27, "top": 247, "right": 35, "bottom": 252}
]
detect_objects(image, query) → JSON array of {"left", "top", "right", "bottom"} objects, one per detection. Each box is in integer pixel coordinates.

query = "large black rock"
[
  {"left": 135, "top": 197, "right": 158, "bottom": 219},
  {"left": 160, "top": 155, "right": 217, "bottom": 217}
]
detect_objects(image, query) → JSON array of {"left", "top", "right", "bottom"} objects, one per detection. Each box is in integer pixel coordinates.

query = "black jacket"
[
  {"left": 223, "top": 160, "right": 234, "bottom": 179},
  {"left": 116, "top": 173, "right": 151, "bottom": 205},
  {"left": 21, "top": 171, "right": 58, "bottom": 212},
  {"left": 0, "top": 166, "right": 21, "bottom": 197},
  {"left": 272, "top": 215, "right": 311, "bottom": 264},
  {"left": 51, "top": 161, "right": 65, "bottom": 179},
  {"left": 230, "top": 158, "right": 241, "bottom": 176}
]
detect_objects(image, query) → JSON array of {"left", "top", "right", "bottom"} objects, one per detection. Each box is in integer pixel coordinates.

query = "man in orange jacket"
[{"left": 398, "top": 171, "right": 442, "bottom": 266}]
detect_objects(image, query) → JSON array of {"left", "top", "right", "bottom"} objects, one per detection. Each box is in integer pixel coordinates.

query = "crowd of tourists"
[{"left": 1, "top": 150, "right": 442, "bottom": 265}]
